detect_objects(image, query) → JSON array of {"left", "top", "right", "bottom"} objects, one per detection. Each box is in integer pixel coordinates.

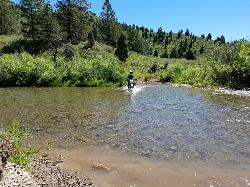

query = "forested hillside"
[{"left": 0, "top": 0, "right": 249, "bottom": 88}]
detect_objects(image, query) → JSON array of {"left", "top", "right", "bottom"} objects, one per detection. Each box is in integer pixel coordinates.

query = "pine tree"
[
  {"left": 0, "top": 0, "right": 21, "bottom": 35},
  {"left": 48, "top": 18, "right": 63, "bottom": 63},
  {"left": 20, "top": 0, "right": 60, "bottom": 54},
  {"left": 149, "top": 31, "right": 153, "bottom": 38},
  {"left": 115, "top": 33, "right": 128, "bottom": 61},
  {"left": 220, "top": 35, "right": 225, "bottom": 44},
  {"left": 207, "top": 33, "right": 212, "bottom": 40},
  {"left": 156, "top": 27, "right": 164, "bottom": 43},
  {"left": 92, "top": 22, "right": 101, "bottom": 42},
  {"left": 153, "top": 48, "right": 158, "bottom": 57},
  {"left": 127, "top": 29, "right": 143, "bottom": 53},
  {"left": 56, "top": 0, "right": 90, "bottom": 44},
  {"left": 20, "top": 0, "right": 45, "bottom": 42},
  {"left": 161, "top": 48, "right": 168, "bottom": 58},
  {"left": 87, "top": 31, "right": 95, "bottom": 48},
  {"left": 184, "top": 39, "right": 188, "bottom": 50},
  {"left": 142, "top": 29, "right": 149, "bottom": 39},
  {"left": 164, "top": 35, "right": 169, "bottom": 46},
  {"left": 40, "top": 4, "right": 60, "bottom": 45},
  {"left": 178, "top": 40, "right": 185, "bottom": 58},
  {"left": 199, "top": 46, "right": 205, "bottom": 54},
  {"left": 153, "top": 33, "right": 158, "bottom": 43},
  {"left": 170, "top": 47, "right": 178, "bottom": 58},
  {"left": 189, "top": 40, "right": 193, "bottom": 48},
  {"left": 185, "top": 29, "right": 190, "bottom": 36},
  {"left": 201, "top": 34, "right": 205, "bottom": 39},
  {"left": 177, "top": 30, "right": 182, "bottom": 39},
  {"left": 169, "top": 31, "right": 173, "bottom": 38},
  {"left": 186, "top": 48, "right": 196, "bottom": 60},
  {"left": 100, "top": 0, "right": 118, "bottom": 46}
]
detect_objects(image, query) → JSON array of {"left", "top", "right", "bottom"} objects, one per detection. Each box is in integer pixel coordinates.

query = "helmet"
[{"left": 130, "top": 70, "right": 133, "bottom": 73}]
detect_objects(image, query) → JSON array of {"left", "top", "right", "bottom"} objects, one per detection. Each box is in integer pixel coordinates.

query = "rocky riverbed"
[
  {"left": 163, "top": 82, "right": 250, "bottom": 97},
  {"left": 214, "top": 88, "right": 250, "bottom": 97},
  {"left": 0, "top": 156, "right": 94, "bottom": 187}
]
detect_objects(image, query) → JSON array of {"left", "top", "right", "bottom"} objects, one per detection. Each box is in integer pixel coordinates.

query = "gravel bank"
[
  {"left": 0, "top": 156, "right": 94, "bottom": 187},
  {"left": 214, "top": 88, "right": 250, "bottom": 97},
  {"left": 0, "top": 162, "right": 38, "bottom": 187},
  {"left": 159, "top": 82, "right": 250, "bottom": 97}
]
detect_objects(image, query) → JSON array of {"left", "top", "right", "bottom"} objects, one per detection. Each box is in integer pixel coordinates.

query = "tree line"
[{"left": 0, "top": 0, "right": 226, "bottom": 61}]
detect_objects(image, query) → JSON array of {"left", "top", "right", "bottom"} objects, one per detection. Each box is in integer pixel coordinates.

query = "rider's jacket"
[{"left": 127, "top": 74, "right": 135, "bottom": 80}]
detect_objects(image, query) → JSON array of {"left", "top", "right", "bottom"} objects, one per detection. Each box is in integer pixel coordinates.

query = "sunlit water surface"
[{"left": 0, "top": 85, "right": 250, "bottom": 186}]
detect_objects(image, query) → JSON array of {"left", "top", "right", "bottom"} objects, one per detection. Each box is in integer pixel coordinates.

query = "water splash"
[
  {"left": 131, "top": 86, "right": 144, "bottom": 96},
  {"left": 122, "top": 85, "right": 145, "bottom": 96}
]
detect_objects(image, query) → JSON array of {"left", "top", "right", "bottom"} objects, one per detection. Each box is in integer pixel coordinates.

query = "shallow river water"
[{"left": 0, "top": 85, "right": 250, "bottom": 186}]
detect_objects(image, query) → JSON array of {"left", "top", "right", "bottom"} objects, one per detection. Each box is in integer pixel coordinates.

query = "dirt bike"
[{"left": 128, "top": 78, "right": 136, "bottom": 90}]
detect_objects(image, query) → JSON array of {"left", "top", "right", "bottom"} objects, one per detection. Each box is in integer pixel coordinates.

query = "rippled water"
[{"left": 0, "top": 85, "right": 250, "bottom": 170}]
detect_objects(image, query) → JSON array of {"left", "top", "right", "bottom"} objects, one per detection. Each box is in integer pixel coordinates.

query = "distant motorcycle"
[{"left": 128, "top": 78, "right": 136, "bottom": 90}]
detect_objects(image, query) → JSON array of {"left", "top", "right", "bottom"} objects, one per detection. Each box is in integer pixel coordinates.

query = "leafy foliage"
[
  {"left": 0, "top": 0, "right": 21, "bottom": 35},
  {"left": 0, "top": 120, "right": 36, "bottom": 168},
  {"left": 87, "top": 31, "right": 95, "bottom": 49},
  {"left": 160, "top": 40, "right": 250, "bottom": 89},
  {"left": 0, "top": 44, "right": 127, "bottom": 87}
]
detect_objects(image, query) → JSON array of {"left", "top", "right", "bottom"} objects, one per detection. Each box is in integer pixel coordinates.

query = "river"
[{"left": 0, "top": 85, "right": 250, "bottom": 187}]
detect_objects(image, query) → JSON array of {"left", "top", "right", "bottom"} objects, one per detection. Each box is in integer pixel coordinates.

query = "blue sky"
[
  {"left": 89, "top": 0, "right": 250, "bottom": 41},
  {"left": 12, "top": 0, "right": 250, "bottom": 41}
]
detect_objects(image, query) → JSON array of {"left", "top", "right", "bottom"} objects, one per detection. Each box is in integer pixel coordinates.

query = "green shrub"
[
  {"left": 0, "top": 40, "right": 248, "bottom": 89},
  {"left": 62, "top": 43, "right": 76, "bottom": 60},
  {"left": 0, "top": 53, "right": 56, "bottom": 86},
  {"left": 160, "top": 64, "right": 183, "bottom": 82},
  {"left": 0, "top": 120, "right": 37, "bottom": 168},
  {"left": 0, "top": 51, "right": 126, "bottom": 87}
]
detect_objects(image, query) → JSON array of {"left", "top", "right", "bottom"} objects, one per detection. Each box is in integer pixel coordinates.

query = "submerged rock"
[{"left": 92, "top": 164, "right": 111, "bottom": 171}]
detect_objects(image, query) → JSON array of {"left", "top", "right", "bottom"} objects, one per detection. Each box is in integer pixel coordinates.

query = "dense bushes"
[
  {"left": 0, "top": 52, "right": 126, "bottom": 87},
  {"left": 160, "top": 61, "right": 245, "bottom": 88},
  {"left": 160, "top": 40, "right": 250, "bottom": 89},
  {"left": 0, "top": 38, "right": 249, "bottom": 89},
  {"left": 0, "top": 53, "right": 56, "bottom": 86}
]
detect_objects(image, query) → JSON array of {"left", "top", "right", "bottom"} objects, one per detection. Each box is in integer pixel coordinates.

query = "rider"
[{"left": 127, "top": 70, "right": 136, "bottom": 89}]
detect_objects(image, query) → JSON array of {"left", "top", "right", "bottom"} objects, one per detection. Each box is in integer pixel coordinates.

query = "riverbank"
[
  {"left": 141, "top": 79, "right": 250, "bottom": 97},
  {"left": 0, "top": 156, "right": 94, "bottom": 187}
]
